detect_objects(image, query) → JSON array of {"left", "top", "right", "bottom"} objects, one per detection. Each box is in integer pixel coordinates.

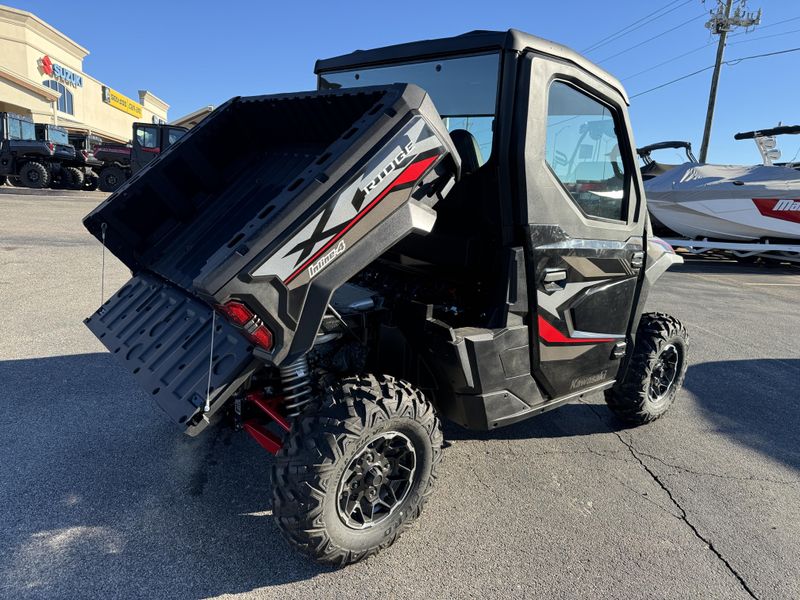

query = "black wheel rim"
[
  {"left": 336, "top": 431, "right": 417, "bottom": 530},
  {"left": 649, "top": 344, "right": 680, "bottom": 403},
  {"left": 107, "top": 174, "right": 117, "bottom": 185},
  {"left": 27, "top": 169, "right": 39, "bottom": 182}
]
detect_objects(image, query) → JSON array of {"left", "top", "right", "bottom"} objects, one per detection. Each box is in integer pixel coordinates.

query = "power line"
[
  {"left": 630, "top": 65, "right": 715, "bottom": 99},
  {"left": 596, "top": 12, "right": 707, "bottom": 64},
  {"left": 621, "top": 41, "right": 715, "bottom": 81},
  {"left": 725, "top": 45, "right": 800, "bottom": 65},
  {"left": 728, "top": 26, "right": 800, "bottom": 46},
  {"left": 630, "top": 45, "right": 800, "bottom": 98},
  {"left": 741, "top": 13, "right": 800, "bottom": 31},
  {"left": 582, "top": 0, "right": 692, "bottom": 53},
  {"left": 621, "top": 21, "right": 800, "bottom": 81}
]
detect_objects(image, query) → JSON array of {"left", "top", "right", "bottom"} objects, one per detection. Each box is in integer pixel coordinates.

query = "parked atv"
[
  {"left": 94, "top": 123, "right": 187, "bottom": 192},
  {"left": 0, "top": 112, "right": 56, "bottom": 188},
  {"left": 68, "top": 132, "right": 104, "bottom": 191},
  {"left": 83, "top": 29, "right": 689, "bottom": 566}
]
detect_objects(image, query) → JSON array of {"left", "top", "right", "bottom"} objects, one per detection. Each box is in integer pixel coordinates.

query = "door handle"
[
  {"left": 542, "top": 268, "right": 567, "bottom": 292},
  {"left": 631, "top": 252, "right": 644, "bottom": 269},
  {"left": 543, "top": 269, "right": 567, "bottom": 283}
]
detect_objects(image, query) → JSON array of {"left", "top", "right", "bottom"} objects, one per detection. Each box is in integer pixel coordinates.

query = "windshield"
[
  {"left": 49, "top": 127, "right": 69, "bottom": 145},
  {"left": 319, "top": 52, "right": 500, "bottom": 163}
]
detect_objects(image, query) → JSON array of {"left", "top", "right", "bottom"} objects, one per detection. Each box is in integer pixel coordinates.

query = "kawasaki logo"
[
  {"left": 308, "top": 240, "right": 346, "bottom": 279},
  {"left": 570, "top": 370, "right": 608, "bottom": 390},
  {"left": 774, "top": 199, "right": 800, "bottom": 211}
]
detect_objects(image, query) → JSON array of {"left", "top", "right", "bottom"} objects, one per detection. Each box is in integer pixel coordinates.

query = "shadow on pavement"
[
  {"left": 684, "top": 358, "right": 800, "bottom": 472},
  {"left": 0, "top": 353, "right": 329, "bottom": 600},
  {"left": 444, "top": 401, "right": 625, "bottom": 442}
]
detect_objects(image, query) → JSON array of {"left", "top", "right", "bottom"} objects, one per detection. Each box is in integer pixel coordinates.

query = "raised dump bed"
[
  {"left": 84, "top": 84, "right": 453, "bottom": 297},
  {"left": 84, "top": 83, "right": 458, "bottom": 429}
]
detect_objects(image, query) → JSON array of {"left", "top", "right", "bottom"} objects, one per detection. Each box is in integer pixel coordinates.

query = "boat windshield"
[{"left": 319, "top": 52, "right": 500, "bottom": 163}]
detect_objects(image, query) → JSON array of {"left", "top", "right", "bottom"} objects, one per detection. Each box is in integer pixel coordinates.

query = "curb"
[{"left": 0, "top": 186, "right": 108, "bottom": 199}]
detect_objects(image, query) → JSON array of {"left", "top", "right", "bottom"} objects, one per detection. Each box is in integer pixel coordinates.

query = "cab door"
[
  {"left": 131, "top": 124, "right": 160, "bottom": 173},
  {"left": 516, "top": 54, "right": 646, "bottom": 399}
]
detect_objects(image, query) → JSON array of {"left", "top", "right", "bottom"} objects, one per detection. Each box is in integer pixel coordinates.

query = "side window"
[
  {"left": 167, "top": 128, "right": 185, "bottom": 146},
  {"left": 135, "top": 126, "right": 159, "bottom": 148},
  {"left": 545, "top": 81, "right": 628, "bottom": 221},
  {"left": 8, "top": 117, "right": 22, "bottom": 140}
]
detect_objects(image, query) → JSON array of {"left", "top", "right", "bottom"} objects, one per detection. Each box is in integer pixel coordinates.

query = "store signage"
[
  {"left": 102, "top": 86, "right": 143, "bottom": 119},
  {"left": 38, "top": 55, "right": 83, "bottom": 87}
]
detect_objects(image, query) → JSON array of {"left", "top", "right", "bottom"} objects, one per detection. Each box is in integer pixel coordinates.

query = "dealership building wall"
[{"left": 0, "top": 4, "right": 168, "bottom": 143}]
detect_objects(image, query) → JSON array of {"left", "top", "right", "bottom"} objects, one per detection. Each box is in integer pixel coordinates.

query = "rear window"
[{"left": 319, "top": 53, "right": 500, "bottom": 163}]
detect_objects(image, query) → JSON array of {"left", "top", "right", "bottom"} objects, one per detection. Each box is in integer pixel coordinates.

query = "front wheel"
[
  {"left": 98, "top": 165, "right": 126, "bottom": 192},
  {"left": 271, "top": 374, "right": 443, "bottom": 566},
  {"left": 64, "top": 166, "right": 84, "bottom": 190},
  {"left": 83, "top": 171, "right": 99, "bottom": 191},
  {"left": 605, "top": 312, "right": 688, "bottom": 425},
  {"left": 19, "top": 162, "right": 49, "bottom": 189}
]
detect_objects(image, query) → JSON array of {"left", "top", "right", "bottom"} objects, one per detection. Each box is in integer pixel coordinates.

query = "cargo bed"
[
  {"left": 84, "top": 83, "right": 458, "bottom": 429},
  {"left": 85, "top": 84, "right": 450, "bottom": 297}
]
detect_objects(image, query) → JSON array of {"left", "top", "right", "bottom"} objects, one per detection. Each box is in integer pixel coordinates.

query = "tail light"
[
  {"left": 81, "top": 150, "right": 89, "bottom": 159},
  {"left": 47, "top": 142, "right": 55, "bottom": 152},
  {"left": 214, "top": 300, "right": 273, "bottom": 351}
]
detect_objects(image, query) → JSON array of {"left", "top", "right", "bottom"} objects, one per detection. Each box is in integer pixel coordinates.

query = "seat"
[{"left": 448, "top": 129, "right": 483, "bottom": 176}]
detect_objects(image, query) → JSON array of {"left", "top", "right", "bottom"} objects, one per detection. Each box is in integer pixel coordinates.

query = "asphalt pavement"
[{"left": 0, "top": 189, "right": 798, "bottom": 599}]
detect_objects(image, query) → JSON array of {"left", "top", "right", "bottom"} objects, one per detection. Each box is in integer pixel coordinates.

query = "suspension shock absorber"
[{"left": 280, "top": 355, "right": 313, "bottom": 417}]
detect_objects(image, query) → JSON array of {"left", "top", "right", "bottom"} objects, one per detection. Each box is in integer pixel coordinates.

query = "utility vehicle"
[
  {"left": 68, "top": 132, "right": 104, "bottom": 191},
  {"left": 84, "top": 29, "right": 689, "bottom": 566},
  {"left": 0, "top": 112, "right": 55, "bottom": 188},
  {"left": 94, "top": 122, "right": 187, "bottom": 192},
  {"left": 34, "top": 123, "right": 83, "bottom": 189}
]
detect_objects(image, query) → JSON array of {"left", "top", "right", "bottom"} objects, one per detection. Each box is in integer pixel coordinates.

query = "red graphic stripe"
[
  {"left": 284, "top": 154, "right": 439, "bottom": 284},
  {"left": 752, "top": 198, "right": 800, "bottom": 224},
  {"left": 537, "top": 315, "right": 615, "bottom": 344}
]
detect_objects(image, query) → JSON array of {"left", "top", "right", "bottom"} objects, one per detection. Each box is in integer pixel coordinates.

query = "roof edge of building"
[
  {"left": 138, "top": 90, "right": 169, "bottom": 112},
  {"left": 0, "top": 63, "right": 61, "bottom": 100},
  {"left": 0, "top": 4, "right": 90, "bottom": 60},
  {"left": 170, "top": 105, "right": 214, "bottom": 127}
]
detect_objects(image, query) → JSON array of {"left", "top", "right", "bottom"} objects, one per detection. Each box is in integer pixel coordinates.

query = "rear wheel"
[
  {"left": 83, "top": 171, "right": 99, "bottom": 191},
  {"left": 19, "top": 162, "right": 50, "bottom": 189},
  {"left": 99, "top": 166, "right": 126, "bottom": 192},
  {"left": 605, "top": 312, "right": 688, "bottom": 425},
  {"left": 64, "top": 167, "right": 84, "bottom": 190},
  {"left": 271, "top": 374, "right": 443, "bottom": 566}
]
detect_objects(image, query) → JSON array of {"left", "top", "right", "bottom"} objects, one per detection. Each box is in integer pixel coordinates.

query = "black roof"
[{"left": 315, "top": 29, "right": 627, "bottom": 103}]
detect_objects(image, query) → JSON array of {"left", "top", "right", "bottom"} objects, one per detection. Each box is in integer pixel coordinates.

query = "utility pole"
[{"left": 698, "top": 0, "right": 761, "bottom": 163}]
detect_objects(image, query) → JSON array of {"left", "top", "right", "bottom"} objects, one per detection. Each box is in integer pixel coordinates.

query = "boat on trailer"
[{"left": 637, "top": 127, "right": 800, "bottom": 263}]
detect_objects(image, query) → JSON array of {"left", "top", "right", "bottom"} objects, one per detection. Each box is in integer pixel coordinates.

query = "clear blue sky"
[{"left": 18, "top": 0, "right": 800, "bottom": 164}]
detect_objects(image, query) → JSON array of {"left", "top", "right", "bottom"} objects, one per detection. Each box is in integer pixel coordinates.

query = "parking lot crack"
[
  {"left": 581, "top": 401, "right": 759, "bottom": 599},
  {"left": 635, "top": 450, "right": 800, "bottom": 486},
  {"left": 616, "top": 434, "right": 759, "bottom": 599}
]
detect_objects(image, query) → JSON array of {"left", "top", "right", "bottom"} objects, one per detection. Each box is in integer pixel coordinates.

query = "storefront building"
[{"left": 0, "top": 4, "right": 169, "bottom": 143}]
